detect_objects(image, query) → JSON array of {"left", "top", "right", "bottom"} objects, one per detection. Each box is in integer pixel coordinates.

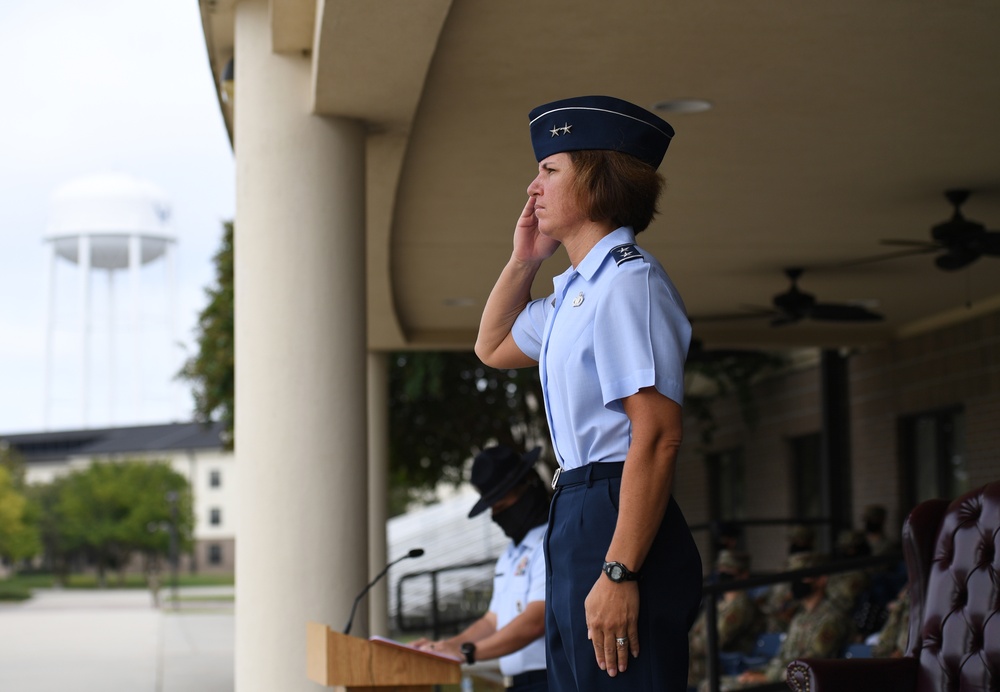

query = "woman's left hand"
[{"left": 584, "top": 576, "right": 639, "bottom": 676}]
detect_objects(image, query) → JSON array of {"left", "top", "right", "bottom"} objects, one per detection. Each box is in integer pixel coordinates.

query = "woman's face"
[{"left": 527, "top": 153, "right": 588, "bottom": 239}]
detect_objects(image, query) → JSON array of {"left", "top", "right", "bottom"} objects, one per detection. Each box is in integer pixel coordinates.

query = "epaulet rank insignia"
[{"left": 610, "top": 244, "right": 642, "bottom": 266}]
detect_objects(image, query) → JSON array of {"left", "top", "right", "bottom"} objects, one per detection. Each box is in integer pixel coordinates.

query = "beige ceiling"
[{"left": 200, "top": 0, "right": 1000, "bottom": 352}]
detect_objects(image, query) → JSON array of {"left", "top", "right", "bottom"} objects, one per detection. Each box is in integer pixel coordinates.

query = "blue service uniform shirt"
[
  {"left": 511, "top": 227, "right": 690, "bottom": 471},
  {"left": 488, "top": 524, "right": 547, "bottom": 676}
]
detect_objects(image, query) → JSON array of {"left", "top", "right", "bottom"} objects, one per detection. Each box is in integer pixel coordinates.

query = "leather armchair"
[{"left": 786, "top": 480, "right": 1000, "bottom": 692}]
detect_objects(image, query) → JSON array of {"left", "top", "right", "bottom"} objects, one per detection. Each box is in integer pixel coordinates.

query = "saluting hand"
[{"left": 512, "top": 196, "right": 560, "bottom": 264}]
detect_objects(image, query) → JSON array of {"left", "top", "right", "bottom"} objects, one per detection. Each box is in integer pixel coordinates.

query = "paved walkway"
[{"left": 0, "top": 587, "right": 234, "bottom": 692}]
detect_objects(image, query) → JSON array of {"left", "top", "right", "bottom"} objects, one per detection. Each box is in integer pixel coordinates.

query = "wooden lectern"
[{"left": 307, "top": 621, "right": 462, "bottom": 691}]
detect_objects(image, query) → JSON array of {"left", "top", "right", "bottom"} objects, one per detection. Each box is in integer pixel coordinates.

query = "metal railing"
[{"left": 395, "top": 558, "right": 495, "bottom": 639}]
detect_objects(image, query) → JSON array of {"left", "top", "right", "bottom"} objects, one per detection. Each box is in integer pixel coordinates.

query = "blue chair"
[
  {"left": 751, "top": 632, "right": 784, "bottom": 659},
  {"left": 717, "top": 651, "right": 744, "bottom": 675},
  {"left": 739, "top": 632, "right": 784, "bottom": 671},
  {"left": 843, "top": 642, "right": 873, "bottom": 659}
]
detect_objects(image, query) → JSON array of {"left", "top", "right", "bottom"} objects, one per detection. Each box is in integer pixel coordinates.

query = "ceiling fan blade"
[
  {"left": 808, "top": 303, "right": 884, "bottom": 322},
  {"left": 770, "top": 314, "right": 802, "bottom": 327},
  {"left": 879, "top": 239, "right": 941, "bottom": 250},
  {"left": 688, "top": 306, "right": 777, "bottom": 323},
  {"left": 980, "top": 231, "right": 1000, "bottom": 256},
  {"left": 935, "top": 247, "right": 980, "bottom": 271},
  {"left": 833, "top": 245, "right": 939, "bottom": 268}
]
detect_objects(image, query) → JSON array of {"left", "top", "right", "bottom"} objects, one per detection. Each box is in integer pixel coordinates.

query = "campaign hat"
[
  {"left": 528, "top": 95, "right": 674, "bottom": 169},
  {"left": 468, "top": 446, "right": 542, "bottom": 517}
]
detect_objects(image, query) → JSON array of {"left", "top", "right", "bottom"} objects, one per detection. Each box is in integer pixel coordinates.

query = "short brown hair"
[{"left": 569, "top": 150, "right": 664, "bottom": 234}]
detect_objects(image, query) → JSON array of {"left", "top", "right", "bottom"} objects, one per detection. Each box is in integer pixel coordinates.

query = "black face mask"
[
  {"left": 492, "top": 484, "right": 549, "bottom": 545},
  {"left": 790, "top": 578, "right": 815, "bottom": 600}
]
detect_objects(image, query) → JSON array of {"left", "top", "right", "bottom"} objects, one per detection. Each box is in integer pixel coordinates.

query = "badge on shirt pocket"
[{"left": 514, "top": 555, "right": 530, "bottom": 576}]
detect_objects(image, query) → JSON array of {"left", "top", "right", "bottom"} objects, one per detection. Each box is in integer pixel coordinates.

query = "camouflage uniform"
[
  {"left": 759, "top": 597, "right": 853, "bottom": 681},
  {"left": 760, "top": 526, "right": 817, "bottom": 632},
  {"left": 827, "top": 530, "right": 872, "bottom": 614},
  {"left": 688, "top": 585, "right": 765, "bottom": 685},
  {"left": 872, "top": 587, "right": 910, "bottom": 658},
  {"left": 707, "top": 552, "right": 854, "bottom": 691}
]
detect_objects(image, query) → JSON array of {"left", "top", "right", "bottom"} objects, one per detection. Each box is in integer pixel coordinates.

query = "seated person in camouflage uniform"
[
  {"left": 711, "top": 552, "right": 854, "bottom": 691},
  {"left": 688, "top": 550, "right": 765, "bottom": 688},
  {"left": 759, "top": 524, "right": 816, "bottom": 633},
  {"left": 826, "top": 529, "right": 872, "bottom": 615},
  {"left": 870, "top": 585, "right": 909, "bottom": 658},
  {"left": 863, "top": 504, "right": 897, "bottom": 557}
]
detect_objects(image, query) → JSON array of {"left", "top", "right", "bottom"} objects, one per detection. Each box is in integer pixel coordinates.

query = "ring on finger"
[{"left": 615, "top": 637, "right": 627, "bottom": 648}]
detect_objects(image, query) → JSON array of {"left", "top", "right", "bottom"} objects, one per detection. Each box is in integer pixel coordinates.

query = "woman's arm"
[
  {"left": 475, "top": 197, "right": 559, "bottom": 368},
  {"left": 584, "top": 387, "right": 682, "bottom": 677}
]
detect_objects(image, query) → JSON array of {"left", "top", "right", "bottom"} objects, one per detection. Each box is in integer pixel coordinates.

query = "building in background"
[{"left": 1, "top": 421, "right": 234, "bottom": 572}]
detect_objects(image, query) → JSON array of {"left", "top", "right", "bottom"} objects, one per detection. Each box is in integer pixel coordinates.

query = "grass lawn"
[{"left": 0, "top": 571, "right": 235, "bottom": 600}]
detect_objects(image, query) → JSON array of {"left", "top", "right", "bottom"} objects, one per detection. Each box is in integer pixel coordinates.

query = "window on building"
[
  {"left": 790, "top": 433, "right": 823, "bottom": 521},
  {"left": 707, "top": 447, "right": 745, "bottom": 522},
  {"left": 208, "top": 544, "right": 222, "bottom": 565},
  {"left": 901, "top": 407, "right": 967, "bottom": 505},
  {"left": 209, "top": 469, "right": 221, "bottom": 488},
  {"left": 210, "top": 508, "right": 222, "bottom": 526}
]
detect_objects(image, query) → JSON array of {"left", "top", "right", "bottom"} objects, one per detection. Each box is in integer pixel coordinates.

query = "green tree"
[
  {"left": 53, "top": 460, "right": 193, "bottom": 586},
  {"left": 388, "top": 352, "right": 549, "bottom": 513},
  {"left": 0, "top": 465, "right": 40, "bottom": 565},
  {"left": 178, "top": 221, "right": 234, "bottom": 447}
]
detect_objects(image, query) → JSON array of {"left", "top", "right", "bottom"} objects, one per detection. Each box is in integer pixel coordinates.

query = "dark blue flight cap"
[{"left": 528, "top": 95, "right": 675, "bottom": 169}]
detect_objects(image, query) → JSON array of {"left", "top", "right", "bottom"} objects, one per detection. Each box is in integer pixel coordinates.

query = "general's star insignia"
[
  {"left": 572, "top": 292, "right": 585, "bottom": 307},
  {"left": 611, "top": 244, "right": 642, "bottom": 266},
  {"left": 561, "top": 123, "right": 572, "bottom": 135},
  {"left": 550, "top": 125, "right": 561, "bottom": 137}
]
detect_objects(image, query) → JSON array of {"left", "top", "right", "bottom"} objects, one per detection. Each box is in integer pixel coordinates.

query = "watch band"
[
  {"left": 603, "top": 560, "right": 641, "bottom": 582},
  {"left": 460, "top": 641, "right": 476, "bottom": 664}
]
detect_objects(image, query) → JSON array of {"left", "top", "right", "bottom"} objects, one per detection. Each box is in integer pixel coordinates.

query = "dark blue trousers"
[{"left": 544, "top": 465, "right": 702, "bottom": 691}]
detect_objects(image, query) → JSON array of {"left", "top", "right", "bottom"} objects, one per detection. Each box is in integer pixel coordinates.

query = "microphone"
[{"left": 343, "top": 548, "right": 424, "bottom": 635}]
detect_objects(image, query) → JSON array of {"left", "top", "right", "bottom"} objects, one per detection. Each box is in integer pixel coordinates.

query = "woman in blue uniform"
[{"left": 475, "top": 95, "right": 702, "bottom": 691}]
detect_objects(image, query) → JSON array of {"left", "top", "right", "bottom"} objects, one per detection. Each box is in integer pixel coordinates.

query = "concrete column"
[
  {"left": 367, "top": 352, "right": 390, "bottom": 636},
  {"left": 234, "top": 1, "right": 368, "bottom": 689}
]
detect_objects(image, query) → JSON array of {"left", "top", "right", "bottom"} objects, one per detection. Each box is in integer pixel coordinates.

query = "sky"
[{"left": 0, "top": 1, "right": 235, "bottom": 434}]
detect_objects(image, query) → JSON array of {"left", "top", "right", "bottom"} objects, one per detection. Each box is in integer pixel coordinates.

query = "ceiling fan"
[
  {"left": 691, "top": 267, "right": 884, "bottom": 327},
  {"left": 877, "top": 189, "right": 1000, "bottom": 271}
]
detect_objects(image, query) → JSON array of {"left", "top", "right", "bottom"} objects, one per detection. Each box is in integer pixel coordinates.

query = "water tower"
[{"left": 43, "top": 173, "right": 177, "bottom": 429}]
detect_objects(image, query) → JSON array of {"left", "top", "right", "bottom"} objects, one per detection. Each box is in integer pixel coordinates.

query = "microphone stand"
[{"left": 343, "top": 548, "right": 424, "bottom": 635}]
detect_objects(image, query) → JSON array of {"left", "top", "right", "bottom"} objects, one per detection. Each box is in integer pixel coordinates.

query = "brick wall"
[{"left": 675, "top": 308, "right": 1000, "bottom": 574}]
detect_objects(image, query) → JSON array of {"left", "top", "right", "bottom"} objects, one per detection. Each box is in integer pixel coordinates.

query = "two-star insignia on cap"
[{"left": 549, "top": 123, "right": 573, "bottom": 137}]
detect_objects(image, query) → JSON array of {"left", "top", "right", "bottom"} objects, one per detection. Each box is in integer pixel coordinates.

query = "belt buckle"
[{"left": 551, "top": 467, "right": 562, "bottom": 490}]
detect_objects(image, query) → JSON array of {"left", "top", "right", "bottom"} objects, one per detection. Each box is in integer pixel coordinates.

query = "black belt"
[
  {"left": 510, "top": 669, "right": 548, "bottom": 688},
  {"left": 552, "top": 461, "right": 625, "bottom": 488}
]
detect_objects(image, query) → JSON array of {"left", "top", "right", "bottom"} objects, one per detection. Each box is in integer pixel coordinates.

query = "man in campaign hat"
[{"left": 413, "top": 446, "right": 550, "bottom": 691}]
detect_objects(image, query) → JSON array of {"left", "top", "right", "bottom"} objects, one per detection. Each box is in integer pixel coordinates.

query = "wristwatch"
[
  {"left": 459, "top": 641, "right": 476, "bottom": 664},
  {"left": 602, "top": 561, "right": 640, "bottom": 583}
]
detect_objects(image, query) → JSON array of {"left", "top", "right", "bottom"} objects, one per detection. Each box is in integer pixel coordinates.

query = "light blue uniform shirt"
[
  {"left": 488, "top": 524, "right": 547, "bottom": 676},
  {"left": 511, "top": 227, "right": 690, "bottom": 471}
]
